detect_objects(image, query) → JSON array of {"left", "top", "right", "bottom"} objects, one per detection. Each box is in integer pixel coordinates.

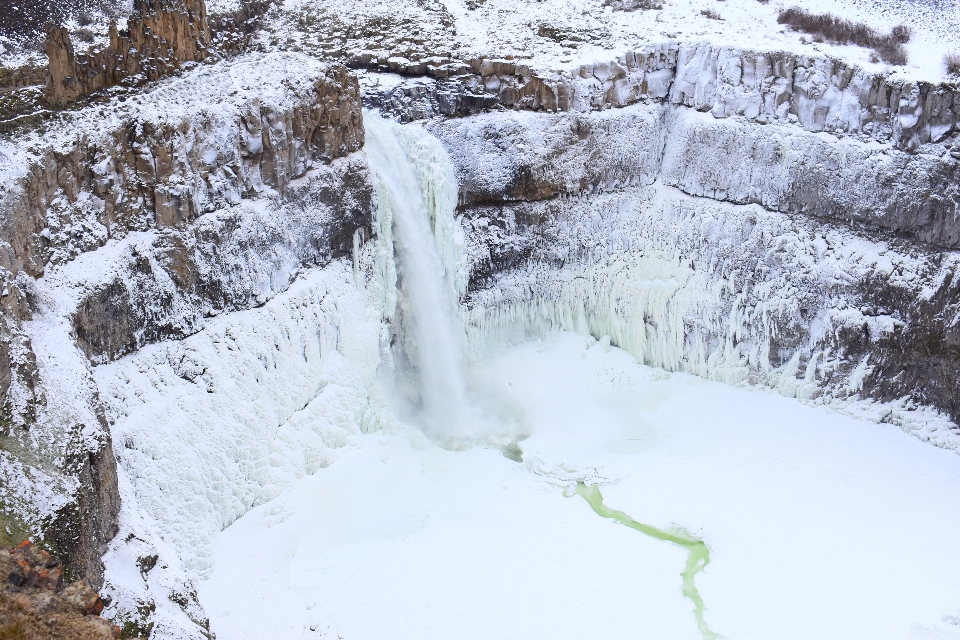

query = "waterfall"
[{"left": 362, "top": 113, "right": 475, "bottom": 440}]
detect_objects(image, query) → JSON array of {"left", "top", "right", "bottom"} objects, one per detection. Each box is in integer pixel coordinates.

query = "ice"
[
  {"left": 458, "top": 179, "right": 959, "bottom": 449},
  {"left": 197, "top": 332, "right": 960, "bottom": 640},
  {"left": 95, "top": 262, "right": 386, "bottom": 577},
  {"left": 362, "top": 113, "right": 518, "bottom": 447},
  {"left": 364, "top": 114, "right": 473, "bottom": 439}
]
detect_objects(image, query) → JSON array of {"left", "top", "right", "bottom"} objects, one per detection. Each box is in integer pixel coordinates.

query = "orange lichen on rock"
[{"left": 0, "top": 542, "right": 121, "bottom": 640}]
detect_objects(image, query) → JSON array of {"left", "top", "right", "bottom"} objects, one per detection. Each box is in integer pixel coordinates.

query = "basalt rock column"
[{"left": 46, "top": 0, "right": 211, "bottom": 107}]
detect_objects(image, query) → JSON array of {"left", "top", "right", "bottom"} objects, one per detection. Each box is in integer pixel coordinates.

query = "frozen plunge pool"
[{"left": 197, "top": 332, "right": 960, "bottom": 640}]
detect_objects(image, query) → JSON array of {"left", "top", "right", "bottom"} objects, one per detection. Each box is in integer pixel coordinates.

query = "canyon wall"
[
  {"left": 0, "top": 51, "right": 370, "bottom": 602},
  {"left": 368, "top": 41, "right": 960, "bottom": 149},
  {"left": 369, "top": 41, "right": 959, "bottom": 247},
  {"left": 46, "top": 0, "right": 211, "bottom": 107},
  {"left": 423, "top": 93, "right": 959, "bottom": 435},
  {"left": 1, "top": 25, "right": 960, "bottom": 638}
]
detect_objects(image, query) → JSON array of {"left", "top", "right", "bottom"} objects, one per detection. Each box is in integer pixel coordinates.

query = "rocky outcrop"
[
  {"left": 0, "top": 269, "right": 39, "bottom": 431},
  {"left": 45, "top": 0, "right": 211, "bottom": 107},
  {"left": 0, "top": 287, "right": 120, "bottom": 588},
  {"left": 1, "top": 52, "right": 364, "bottom": 278},
  {"left": 208, "top": 0, "right": 276, "bottom": 57},
  {"left": 603, "top": 0, "right": 662, "bottom": 9},
  {"left": 364, "top": 48, "right": 960, "bottom": 266},
  {"left": 659, "top": 109, "right": 960, "bottom": 247},
  {"left": 0, "top": 541, "right": 119, "bottom": 639},
  {"left": 425, "top": 91, "right": 959, "bottom": 247},
  {"left": 362, "top": 42, "right": 960, "bottom": 153}
]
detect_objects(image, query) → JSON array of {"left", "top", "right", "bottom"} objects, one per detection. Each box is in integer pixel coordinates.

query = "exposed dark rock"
[
  {"left": 0, "top": 65, "right": 46, "bottom": 91},
  {"left": 70, "top": 154, "right": 374, "bottom": 362},
  {"left": 603, "top": 0, "right": 663, "bottom": 11},
  {"left": 45, "top": 435, "right": 120, "bottom": 589},
  {"left": 860, "top": 265, "right": 960, "bottom": 422}
]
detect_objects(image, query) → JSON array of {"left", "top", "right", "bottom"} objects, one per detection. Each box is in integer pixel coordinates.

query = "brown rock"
[
  {"left": 0, "top": 542, "right": 119, "bottom": 640},
  {"left": 61, "top": 581, "right": 105, "bottom": 616},
  {"left": 2, "top": 541, "right": 64, "bottom": 592},
  {"left": 46, "top": 0, "right": 211, "bottom": 107}
]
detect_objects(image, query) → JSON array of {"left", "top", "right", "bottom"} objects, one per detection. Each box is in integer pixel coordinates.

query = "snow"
[
  {"left": 459, "top": 176, "right": 959, "bottom": 446},
  {"left": 101, "top": 469, "right": 212, "bottom": 640},
  {"left": 95, "top": 261, "right": 386, "bottom": 578},
  {"left": 86, "top": 114, "right": 960, "bottom": 639},
  {"left": 0, "top": 290, "right": 106, "bottom": 536},
  {"left": 274, "top": 0, "right": 960, "bottom": 81},
  {"left": 4, "top": 0, "right": 956, "bottom": 83},
  {"left": 197, "top": 332, "right": 960, "bottom": 640}
]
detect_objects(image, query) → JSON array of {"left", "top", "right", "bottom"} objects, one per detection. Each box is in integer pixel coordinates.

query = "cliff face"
[
  {"left": 3, "top": 54, "right": 363, "bottom": 278},
  {"left": 0, "top": 274, "right": 120, "bottom": 590},
  {"left": 367, "top": 42, "right": 960, "bottom": 148},
  {"left": 45, "top": 0, "right": 211, "bottom": 107},
  {"left": 428, "top": 97, "right": 958, "bottom": 245},
  {"left": 2, "top": 1, "right": 960, "bottom": 635},
  {"left": 0, "top": 51, "right": 369, "bottom": 596},
  {"left": 373, "top": 45, "right": 958, "bottom": 244},
  {"left": 425, "top": 91, "right": 960, "bottom": 435}
]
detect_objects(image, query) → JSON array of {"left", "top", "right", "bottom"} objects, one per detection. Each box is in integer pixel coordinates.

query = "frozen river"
[{"left": 198, "top": 331, "right": 960, "bottom": 640}]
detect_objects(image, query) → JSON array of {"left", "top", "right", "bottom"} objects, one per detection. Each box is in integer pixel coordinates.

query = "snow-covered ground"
[
  {"left": 270, "top": 0, "right": 960, "bottom": 81},
  {"left": 443, "top": 0, "right": 958, "bottom": 79},
  {"left": 197, "top": 332, "right": 960, "bottom": 640}
]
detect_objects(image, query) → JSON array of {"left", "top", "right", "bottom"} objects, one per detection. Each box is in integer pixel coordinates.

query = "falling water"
[{"left": 362, "top": 113, "right": 474, "bottom": 438}]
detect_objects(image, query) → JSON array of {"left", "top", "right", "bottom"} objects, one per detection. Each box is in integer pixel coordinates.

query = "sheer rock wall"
[
  {"left": 425, "top": 100, "right": 960, "bottom": 433},
  {"left": 0, "top": 51, "right": 369, "bottom": 592},
  {"left": 367, "top": 41, "right": 960, "bottom": 152},
  {"left": 2, "top": 53, "right": 363, "bottom": 278},
  {"left": 45, "top": 0, "right": 211, "bottom": 107}
]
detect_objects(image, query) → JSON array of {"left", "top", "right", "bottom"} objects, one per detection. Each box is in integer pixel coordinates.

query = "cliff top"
[
  {"left": 257, "top": 0, "right": 960, "bottom": 83},
  {"left": 3, "top": 0, "right": 958, "bottom": 102},
  {"left": 0, "top": 50, "right": 335, "bottom": 170}
]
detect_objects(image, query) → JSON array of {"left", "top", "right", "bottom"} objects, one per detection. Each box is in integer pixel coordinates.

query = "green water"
[{"left": 576, "top": 483, "right": 722, "bottom": 640}]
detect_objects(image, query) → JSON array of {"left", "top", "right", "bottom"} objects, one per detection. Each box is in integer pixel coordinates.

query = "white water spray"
[{"left": 363, "top": 113, "right": 475, "bottom": 438}]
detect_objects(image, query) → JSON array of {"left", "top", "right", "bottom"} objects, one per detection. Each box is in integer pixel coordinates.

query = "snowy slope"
[{"left": 269, "top": 0, "right": 960, "bottom": 81}]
